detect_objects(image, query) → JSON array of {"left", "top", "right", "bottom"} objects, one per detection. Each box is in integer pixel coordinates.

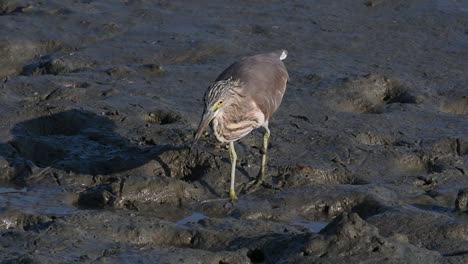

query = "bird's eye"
[{"left": 211, "top": 99, "right": 224, "bottom": 111}]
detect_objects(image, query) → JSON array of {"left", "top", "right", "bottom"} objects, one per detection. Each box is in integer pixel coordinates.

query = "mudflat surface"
[{"left": 0, "top": 0, "right": 467, "bottom": 263}]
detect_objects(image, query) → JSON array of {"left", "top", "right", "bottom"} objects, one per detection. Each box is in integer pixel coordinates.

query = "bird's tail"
[{"left": 280, "top": 49, "right": 288, "bottom": 60}]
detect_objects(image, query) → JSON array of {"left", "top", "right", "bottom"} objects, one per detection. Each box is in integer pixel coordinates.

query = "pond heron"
[{"left": 194, "top": 50, "right": 289, "bottom": 200}]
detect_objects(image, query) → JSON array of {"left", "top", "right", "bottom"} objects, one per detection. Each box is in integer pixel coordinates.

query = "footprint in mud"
[
  {"left": 145, "top": 110, "right": 181, "bottom": 125},
  {"left": 21, "top": 56, "right": 74, "bottom": 76},
  {"left": 384, "top": 151, "right": 450, "bottom": 182},
  {"left": 0, "top": 0, "right": 31, "bottom": 15},
  {"left": 276, "top": 164, "right": 368, "bottom": 187},
  {"left": 20, "top": 52, "right": 97, "bottom": 77},
  {"left": 439, "top": 90, "right": 468, "bottom": 115},
  {"left": 329, "top": 74, "right": 416, "bottom": 114},
  {"left": 353, "top": 131, "right": 394, "bottom": 146}
]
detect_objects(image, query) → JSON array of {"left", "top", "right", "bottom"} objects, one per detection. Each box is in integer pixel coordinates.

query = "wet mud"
[{"left": 0, "top": 0, "right": 467, "bottom": 263}]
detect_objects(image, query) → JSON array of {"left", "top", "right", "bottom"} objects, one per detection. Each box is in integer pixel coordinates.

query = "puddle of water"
[
  {"left": 0, "top": 187, "right": 27, "bottom": 194},
  {"left": 293, "top": 220, "right": 329, "bottom": 233},
  {"left": 411, "top": 203, "right": 452, "bottom": 215},
  {"left": 176, "top": 212, "right": 208, "bottom": 225},
  {"left": 0, "top": 186, "right": 78, "bottom": 216}
]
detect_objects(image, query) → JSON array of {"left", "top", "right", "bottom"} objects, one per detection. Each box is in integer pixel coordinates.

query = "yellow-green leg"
[
  {"left": 259, "top": 127, "right": 270, "bottom": 181},
  {"left": 229, "top": 141, "right": 238, "bottom": 200},
  {"left": 242, "top": 126, "right": 270, "bottom": 193}
]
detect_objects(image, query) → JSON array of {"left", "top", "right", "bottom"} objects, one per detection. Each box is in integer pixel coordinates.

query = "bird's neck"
[{"left": 212, "top": 107, "right": 264, "bottom": 143}]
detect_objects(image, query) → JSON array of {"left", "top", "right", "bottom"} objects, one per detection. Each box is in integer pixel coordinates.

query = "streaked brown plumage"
[{"left": 194, "top": 50, "right": 289, "bottom": 199}]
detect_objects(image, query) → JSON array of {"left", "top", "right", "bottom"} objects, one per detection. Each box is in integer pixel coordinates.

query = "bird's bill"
[{"left": 193, "top": 109, "right": 216, "bottom": 145}]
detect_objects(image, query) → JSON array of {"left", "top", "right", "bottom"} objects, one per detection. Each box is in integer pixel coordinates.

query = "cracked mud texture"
[{"left": 0, "top": 0, "right": 467, "bottom": 263}]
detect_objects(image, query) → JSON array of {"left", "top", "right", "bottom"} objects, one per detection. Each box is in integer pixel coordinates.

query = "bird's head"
[{"left": 193, "top": 79, "right": 236, "bottom": 145}]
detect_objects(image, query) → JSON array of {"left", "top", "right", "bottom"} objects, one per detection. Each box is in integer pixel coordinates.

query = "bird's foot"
[
  {"left": 229, "top": 189, "right": 238, "bottom": 200},
  {"left": 241, "top": 178, "right": 267, "bottom": 194}
]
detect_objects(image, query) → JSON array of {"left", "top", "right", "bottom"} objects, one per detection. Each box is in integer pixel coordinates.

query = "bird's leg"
[
  {"left": 259, "top": 126, "right": 270, "bottom": 181},
  {"left": 229, "top": 141, "right": 238, "bottom": 200},
  {"left": 242, "top": 126, "right": 270, "bottom": 193}
]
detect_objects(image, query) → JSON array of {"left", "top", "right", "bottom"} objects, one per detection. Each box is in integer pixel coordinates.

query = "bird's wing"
[{"left": 216, "top": 53, "right": 288, "bottom": 120}]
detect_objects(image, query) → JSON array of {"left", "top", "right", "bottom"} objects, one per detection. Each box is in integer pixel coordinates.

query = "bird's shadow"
[{"left": 0, "top": 109, "right": 187, "bottom": 186}]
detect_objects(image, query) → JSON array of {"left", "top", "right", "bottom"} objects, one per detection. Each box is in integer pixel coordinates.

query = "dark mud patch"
[
  {"left": 76, "top": 148, "right": 224, "bottom": 209},
  {"left": 456, "top": 139, "right": 468, "bottom": 157},
  {"left": 77, "top": 174, "right": 206, "bottom": 209},
  {"left": 105, "top": 64, "right": 166, "bottom": 78},
  {"left": 186, "top": 216, "right": 306, "bottom": 253},
  {"left": 455, "top": 188, "right": 468, "bottom": 212},
  {"left": 156, "top": 42, "right": 226, "bottom": 64},
  {"left": 22, "top": 56, "right": 65, "bottom": 76},
  {"left": 0, "top": 0, "right": 31, "bottom": 16},
  {"left": 353, "top": 131, "right": 394, "bottom": 146},
  {"left": 368, "top": 207, "right": 468, "bottom": 258},
  {"left": 105, "top": 65, "right": 135, "bottom": 78},
  {"left": 0, "top": 208, "right": 54, "bottom": 231},
  {"left": 0, "top": 38, "right": 73, "bottom": 79},
  {"left": 275, "top": 164, "right": 368, "bottom": 187},
  {"left": 155, "top": 149, "right": 215, "bottom": 180},
  {"left": 394, "top": 153, "right": 432, "bottom": 175},
  {"left": 429, "top": 137, "right": 468, "bottom": 157},
  {"left": 406, "top": 137, "right": 468, "bottom": 180},
  {"left": 439, "top": 89, "right": 468, "bottom": 115},
  {"left": 304, "top": 213, "right": 442, "bottom": 263},
  {"left": 145, "top": 110, "right": 182, "bottom": 125},
  {"left": 1, "top": 76, "right": 94, "bottom": 106},
  {"left": 140, "top": 63, "right": 166, "bottom": 75},
  {"left": 372, "top": 148, "right": 455, "bottom": 181},
  {"left": 153, "top": 148, "right": 234, "bottom": 198},
  {"left": 224, "top": 213, "right": 442, "bottom": 263},
  {"left": 246, "top": 248, "right": 265, "bottom": 263},
  {"left": 329, "top": 74, "right": 416, "bottom": 114},
  {"left": 197, "top": 185, "right": 391, "bottom": 223},
  {"left": 11, "top": 109, "right": 112, "bottom": 137}
]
